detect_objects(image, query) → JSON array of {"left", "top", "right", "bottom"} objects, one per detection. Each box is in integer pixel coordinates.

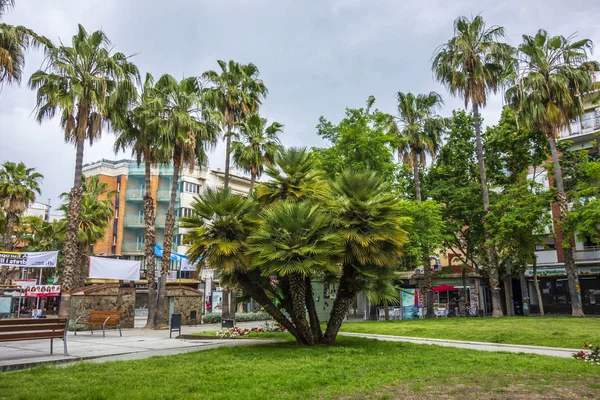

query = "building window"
[
  {"left": 183, "top": 182, "right": 201, "bottom": 194},
  {"left": 180, "top": 207, "right": 194, "bottom": 218}
]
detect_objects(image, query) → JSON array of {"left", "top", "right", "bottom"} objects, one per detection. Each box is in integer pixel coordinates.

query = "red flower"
[{"left": 584, "top": 342, "right": 589, "bottom": 349}]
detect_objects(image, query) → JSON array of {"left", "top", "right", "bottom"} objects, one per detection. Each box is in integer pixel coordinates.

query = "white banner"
[
  {"left": 0, "top": 251, "right": 58, "bottom": 268},
  {"left": 89, "top": 257, "right": 141, "bottom": 281}
]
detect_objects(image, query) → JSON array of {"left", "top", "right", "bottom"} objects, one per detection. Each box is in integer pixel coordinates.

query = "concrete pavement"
[
  {"left": 0, "top": 318, "right": 273, "bottom": 371},
  {"left": 338, "top": 332, "right": 579, "bottom": 358}
]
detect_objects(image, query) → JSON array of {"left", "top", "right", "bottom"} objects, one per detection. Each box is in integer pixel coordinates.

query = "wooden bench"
[
  {"left": 0, "top": 318, "right": 68, "bottom": 356},
  {"left": 74, "top": 310, "right": 123, "bottom": 337}
]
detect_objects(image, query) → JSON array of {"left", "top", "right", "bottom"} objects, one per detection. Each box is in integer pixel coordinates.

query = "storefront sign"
[
  {"left": 0, "top": 251, "right": 58, "bottom": 268},
  {"left": 13, "top": 279, "right": 37, "bottom": 288},
  {"left": 524, "top": 266, "right": 600, "bottom": 278},
  {"left": 23, "top": 285, "right": 61, "bottom": 297}
]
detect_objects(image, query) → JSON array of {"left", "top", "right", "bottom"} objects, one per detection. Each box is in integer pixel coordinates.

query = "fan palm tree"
[
  {"left": 232, "top": 114, "right": 283, "bottom": 194},
  {"left": 203, "top": 60, "right": 268, "bottom": 189},
  {"left": 323, "top": 170, "right": 408, "bottom": 344},
  {"left": 28, "top": 24, "right": 139, "bottom": 317},
  {"left": 257, "top": 147, "right": 329, "bottom": 204},
  {"left": 391, "top": 91, "right": 445, "bottom": 318},
  {"left": 58, "top": 176, "right": 115, "bottom": 288},
  {"left": 248, "top": 200, "right": 342, "bottom": 345},
  {"left": 505, "top": 30, "right": 599, "bottom": 317},
  {"left": 0, "top": 161, "right": 42, "bottom": 282},
  {"left": 0, "top": 0, "right": 52, "bottom": 87},
  {"left": 114, "top": 73, "right": 164, "bottom": 328},
  {"left": 151, "top": 74, "right": 220, "bottom": 327},
  {"left": 432, "top": 15, "right": 515, "bottom": 317}
]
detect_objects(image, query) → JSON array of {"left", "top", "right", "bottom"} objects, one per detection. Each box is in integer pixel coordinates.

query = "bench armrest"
[{"left": 74, "top": 315, "right": 84, "bottom": 324}]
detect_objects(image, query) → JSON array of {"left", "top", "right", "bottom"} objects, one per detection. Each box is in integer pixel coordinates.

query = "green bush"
[{"left": 203, "top": 312, "right": 272, "bottom": 324}]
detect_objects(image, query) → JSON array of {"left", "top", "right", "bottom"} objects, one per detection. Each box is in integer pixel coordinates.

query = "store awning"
[{"left": 433, "top": 284, "right": 460, "bottom": 293}]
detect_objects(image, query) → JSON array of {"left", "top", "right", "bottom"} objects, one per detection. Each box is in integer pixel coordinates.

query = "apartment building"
[
  {"left": 82, "top": 159, "right": 251, "bottom": 263},
  {"left": 526, "top": 103, "right": 600, "bottom": 314}
]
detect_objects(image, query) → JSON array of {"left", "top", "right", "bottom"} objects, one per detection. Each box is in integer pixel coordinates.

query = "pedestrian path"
[
  {"left": 0, "top": 320, "right": 272, "bottom": 371},
  {"left": 338, "top": 332, "right": 578, "bottom": 358}
]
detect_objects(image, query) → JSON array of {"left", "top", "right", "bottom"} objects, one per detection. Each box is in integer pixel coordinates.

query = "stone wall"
[
  {"left": 159, "top": 286, "right": 203, "bottom": 325},
  {"left": 71, "top": 284, "right": 136, "bottom": 329}
]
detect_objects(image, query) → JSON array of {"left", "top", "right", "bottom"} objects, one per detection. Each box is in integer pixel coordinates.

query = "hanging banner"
[
  {"left": 13, "top": 279, "right": 37, "bottom": 287},
  {"left": 154, "top": 244, "right": 199, "bottom": 271},
  {"left": 0, "top": 251, "right": 58, "bottom": 268},
  {"left": 24, "top": 285, "right": 61, "bottom": 297},
  {"left": 89, "top": 257, "right": 141, "bottom": 281}
]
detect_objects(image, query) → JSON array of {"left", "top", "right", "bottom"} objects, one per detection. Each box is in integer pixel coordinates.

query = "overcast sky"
[{"left": 1, "top": 0, "right": 599, "bottom": 213}]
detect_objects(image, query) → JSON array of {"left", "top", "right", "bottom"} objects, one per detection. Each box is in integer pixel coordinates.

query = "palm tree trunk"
[
  {"left": 155, "top": 150, "right": 181, "bottom": 328},
  {"left": 59, "top": 135, "right": 86, "bottom": 319},
  {"left": 548, "top": 133, "right": 584, "bottom": 317},
  {"left": 383, "top": 299, "right": 390, "bottom": 320},
  {"left": 305, "top": 277, "right": 322, "bottom": 343},
  {"left": 143, "top": 161, "right": 157, "bottom": 329},
  {"left": 323, "top": 264, "right": 363, "bottom": 345},
  {"left": 504, "top": 260, "right": 514, "bottom": 316},
  {"left": 249, "top": 169, "right": 256, "bottom": 195},
  {"left": 532, "top": 254, "right": 544, "bottom": 316},
  {"left": 413, "top": 161, "right": 422, "bottom": 202},
  {"left": 423, "top": 256, "right": 435, "bottom": 318},
  {"left": 461, "top": 267, "right": 469, "bottom": 317},
  {"left": 224, "top": 121, "right": 233, "bottom": 190},
  {"left": 519, "top": 271, "right": 530, "bottom": 317},
  {"left": 473, "top": 103, "right": 503, "bottom": 317},
  {"left": 288, "top": 272, "right": 313, "bottom": 345}
]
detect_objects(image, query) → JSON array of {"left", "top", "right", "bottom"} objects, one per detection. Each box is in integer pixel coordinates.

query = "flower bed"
[
  {"left": 573, "top": 342, "right": 600, "bottom": 365},
  {"left": 216, "top": 323, "right": 285, "bottom": 338}
]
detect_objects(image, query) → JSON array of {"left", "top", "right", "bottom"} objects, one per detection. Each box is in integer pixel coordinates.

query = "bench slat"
[
  {"left": 0, "top": 331, "right": 64, "bottom": 341},
  {"left": 83, "top": 320, "right": 120, "bottom": 325},
  {"left": 0, "top": 324, "right": 67, "bottom": 333},
  {"left": 0, "top": 318, "right": 67, "bottom": 326}
]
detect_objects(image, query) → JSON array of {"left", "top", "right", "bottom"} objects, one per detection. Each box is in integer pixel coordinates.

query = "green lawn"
[
  {"left": 1, "top": 337, "right": 599, "bottom": 399},
  {"left": 339, "top": 317, "right": 600, "bottom": 349}
]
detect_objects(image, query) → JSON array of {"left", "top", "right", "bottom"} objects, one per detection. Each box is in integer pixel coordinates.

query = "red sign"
[{"left": 24, "top": 285, "right": 61, "bottom": 297}]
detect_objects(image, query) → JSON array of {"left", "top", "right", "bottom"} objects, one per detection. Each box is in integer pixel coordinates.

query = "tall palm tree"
[
  {"left": 232, "top": 113, "right": 283, "bottom": 194},
  {"left": 203, "top": 60, "right": 268, "bottom": 189},
  {"left": 432, "top": 15, "right": 515, "bottom": 317},
  {"left": 58, "top": 176, "right": 115, "bottom": 288},
  {"left": 114, "top": 73, "right": 163, "bottom": 328},
  {"left": 0, "top": 161, "right": 42, "bottom": 282},
  {"left": 151, "top": 74, "right": 220, "bottom": 328},
  {"left": 29, "top": 24, "right": 139, "bottom": 317},
  {"left": 0, "top": 0, "right": 52, "bottom": 87},
  {"left": 506, "top": 30, "right": 599, "bottom": 317}
]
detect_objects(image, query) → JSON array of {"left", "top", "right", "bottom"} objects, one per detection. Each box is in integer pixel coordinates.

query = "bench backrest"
[
  {"left": 0, "top": 318, "right": 68, "bottom": 342},
  {"left": 88, "top": 310, "right": 122, "bottom": 325}
]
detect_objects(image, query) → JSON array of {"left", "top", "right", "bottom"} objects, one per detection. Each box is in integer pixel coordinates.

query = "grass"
[
  {"left": 339, "top": 317, "right": 600, "bottom": 349},
  {"left": 1, "top": 336, "right": 599, "bottom": 399}
]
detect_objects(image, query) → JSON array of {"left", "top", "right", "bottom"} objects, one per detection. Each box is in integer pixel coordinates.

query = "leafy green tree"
[
  {"left": 432, "top": 15, "right": 515, "bottom": 316},
  {"left": 203, "top": 60, "right": 267, "bottom": 189},
  {"left": 506, "top": 30, "right": 599, "bottom": 317},
  {"left": 151, "top": 74, "right": 220, "bottom": 327},
  {"left": 0, "top": 161, "right": 42, "bottom": 282},
  {"left": 314, "top": 96, "right": 397, "bottom": 183},
  {"left": 29, "top": 25, "right": 139, "bottom": 318},
  {"left": 400, "top": 200, "right": 445, "bottom": 318},
  {"left": 0, "top": 0, "right": 52, "bottom": 86},
  {"left": 567, "top": 155, "right": 600, "bottom": 247},
  {"left": 114, "top": 73, "right": 163, "bottom": 329},
  {"left": 390, "top": 91, "right": 445, "bottom": 201},
  {"left": 232, "top": 113, "right": 283, "bottom": 194}
]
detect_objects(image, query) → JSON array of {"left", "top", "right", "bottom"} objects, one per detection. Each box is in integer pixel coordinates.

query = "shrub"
[{"left": 203, "top": 311, "right": 272, "bottom": 324}]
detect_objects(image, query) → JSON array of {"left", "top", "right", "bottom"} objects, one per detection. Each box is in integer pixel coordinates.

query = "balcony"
[
  {"left": 122, "top": 242, "right": 144, "bottom": 253},
  {"left": 155, "top": 215, "right": 178, "bottom": 229},
  {"left": 156, "top": 189, "right": 171, "bottom": 202},
  {"left": 128, "top": 165, "right": 146, "bottom": 176},
  {"left": 124, "top": 215, "right": 145, "bottom": 228},
  {"left": 125, "top": 189, "right": 144, "bottom": 201},
  {"left": 159, "top": 165, "right": 174, "bottom": 176},
  {"left": 535, "top": 250, "right": 558, "bottom": 265},
  {"left": 559, "top": 108, "right": 600, "bottom": 141},
  {"left": 574, "top": 247, "right": 600, "bottom": 261}
]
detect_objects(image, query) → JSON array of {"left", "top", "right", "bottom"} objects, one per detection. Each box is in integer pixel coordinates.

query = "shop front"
[{"left": 525, "top": 266, "right": 600, "bottom": 315}]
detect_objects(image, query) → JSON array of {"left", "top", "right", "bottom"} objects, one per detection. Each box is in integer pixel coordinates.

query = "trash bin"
[{"left": 221, "top": 319, "right": 234, "bottom": 328}]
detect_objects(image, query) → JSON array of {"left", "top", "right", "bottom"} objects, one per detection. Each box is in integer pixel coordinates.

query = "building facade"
[{"left": 527, "top": 104, "right": 600, "bottom": 314}]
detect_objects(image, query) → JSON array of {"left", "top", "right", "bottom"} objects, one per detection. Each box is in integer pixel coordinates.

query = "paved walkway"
[
  {"left": 0, "top": 319, "right": 272, "bottom": 371},
  {"left": 338, "top": 332, "right": 578, "bottom": 358}
]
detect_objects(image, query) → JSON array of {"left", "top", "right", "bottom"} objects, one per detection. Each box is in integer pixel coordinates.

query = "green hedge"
[{"left": 203, "top": 312, "right": 272, "bottom": 324}]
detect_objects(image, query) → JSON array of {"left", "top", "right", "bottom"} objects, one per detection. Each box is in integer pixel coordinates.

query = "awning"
[
  {"left": 154, "top": 245, "right": 200, "bottom": 272},
  {"left": 433, "top": 284, "right": 460, "bottom": 293}
]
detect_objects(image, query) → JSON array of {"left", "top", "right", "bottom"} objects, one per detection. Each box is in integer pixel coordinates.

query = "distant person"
[{"left": 206, "top": 300, "right": 212, "bottom": 313}]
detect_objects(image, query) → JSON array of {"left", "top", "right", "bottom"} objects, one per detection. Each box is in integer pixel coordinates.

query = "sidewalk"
[
  {"left": 338, "top": 332, "right": 578, "bottom": 358},
  {"left": 0, "top": 319, "right": 272, "bottom": 372}
]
